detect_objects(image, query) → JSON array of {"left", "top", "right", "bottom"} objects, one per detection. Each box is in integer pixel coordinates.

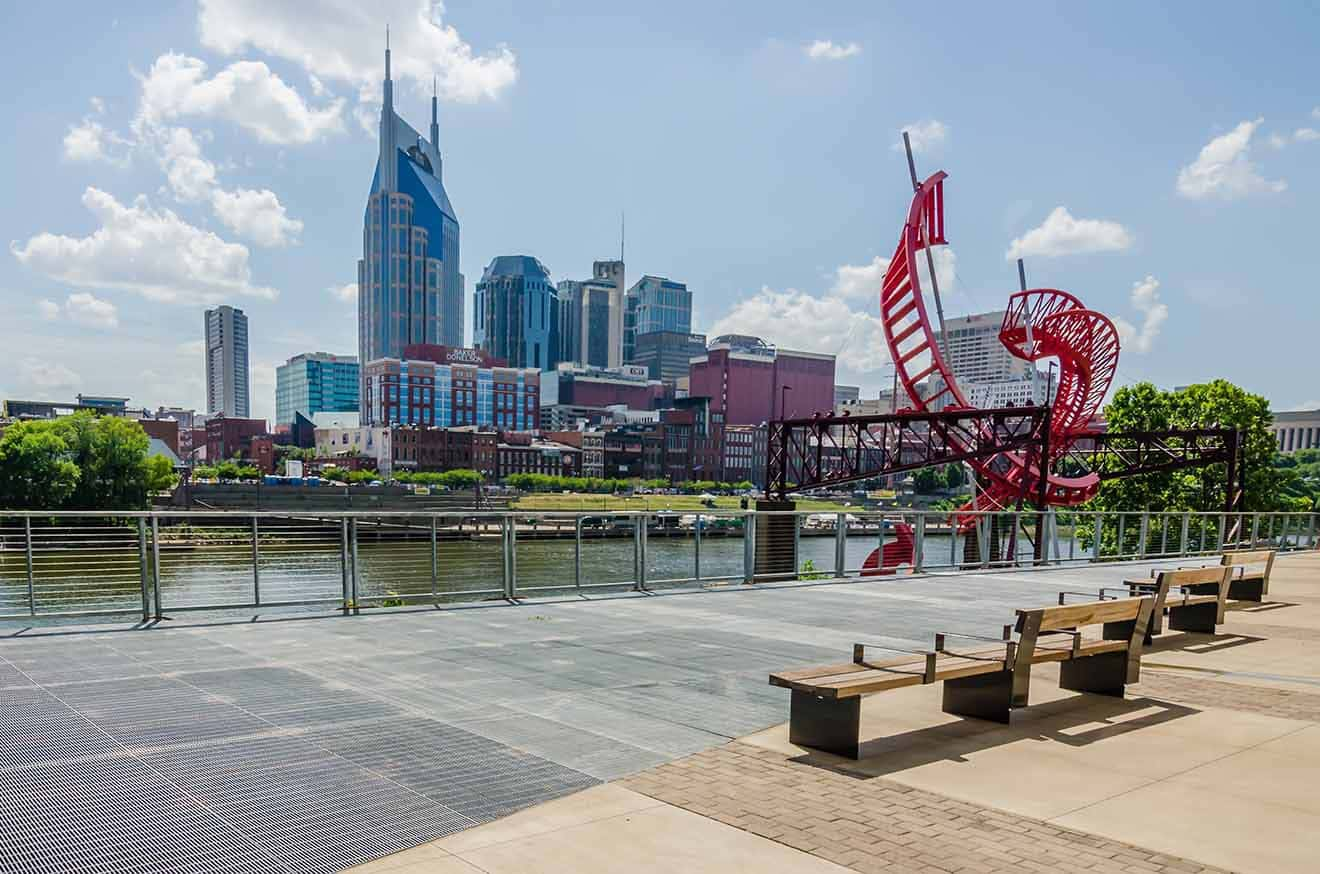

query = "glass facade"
[
  {"left": 623, "top": 276, "right": 690, "bottom": 364},
  {"left": 473, "top": 255, "right": 559, "bottom": 371},
  {"left": 363, "top": 358, "right": 540, "bottom": 431},
  {"left": 275, "top": 353, "right": 360, "bottom": 426}
]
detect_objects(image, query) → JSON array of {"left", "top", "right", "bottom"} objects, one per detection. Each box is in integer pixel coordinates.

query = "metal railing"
[{"left": 0, "top": 509, "right": 1314, "bottom": 623}]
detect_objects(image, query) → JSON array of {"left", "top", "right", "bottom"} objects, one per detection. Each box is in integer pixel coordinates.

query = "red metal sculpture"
[{"left": 879, "top": 171, "right": 1121, "bottom": 517}]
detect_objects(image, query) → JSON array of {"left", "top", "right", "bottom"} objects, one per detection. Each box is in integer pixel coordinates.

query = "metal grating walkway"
[{"left": 0, "top": 560, "right": 1188, "bottom": 873}]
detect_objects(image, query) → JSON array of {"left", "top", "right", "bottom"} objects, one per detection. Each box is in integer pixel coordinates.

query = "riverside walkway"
[{"left": 2, "top": 554, "right": 1317, "bottom": 873}]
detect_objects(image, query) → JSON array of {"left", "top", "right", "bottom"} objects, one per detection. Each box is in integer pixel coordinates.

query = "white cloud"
[
  {"left": 894, "top": 120, "right": 949, "bottom": 155},
  {"left": 1294, "top": 127, "right": 1320, "bottom": 143},
  {"left": 65, "top": 292, "right": 120, "bottom": 329},
  {"left": 198, "top": 0, "right": 518, "bottom": 104},
  {"left": 10, "top": 187, "right": 277, "bottom": 305},
  {"left": 1268, "top": 132, "right": 1289, "bottom": 150},
  {"left": 1112, "top": 275, "right": 1168, "bottom": 355},
  {"left": 831, "top": 248, "right": 956, "bottom": 301},
  {"left": 328, "top": 282, "right": 358, "bottom": 303},
  {"left": 19, "top": 358, "right": 82, "bottom": 390},
  {"left": 210, "top": 187, "right": 303, "bottom": 247},
  {"left": 710, "top": 286, "right": 890, "bottom": 374},
  {"left": 156, "top": 126, "right": 219, "bottom": 202},
  {"left": 137, "top": 52, "right": 344, "bottom": 145},
  {"left": 1314, "top": 107, "right": 1320, "bottom": 120},
  {"left": 1005, "top": 206, "right": 1133, "bottom": 259},
  {"left": 63, "top": 118, "right": 132, "bottom": 166},
  {"left": 805, "top": 40, "right": 861, "bottom": 61},
  {"left": 1176, "top": 118, "right": 1285, "bottom": 200},
  {"left": 37, "top": 292, "right": 121, "bottom": 329}
]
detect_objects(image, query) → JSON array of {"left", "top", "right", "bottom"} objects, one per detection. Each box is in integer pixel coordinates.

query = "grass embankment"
[{"left": 510, "top": 493, "right": 853, "bottom": 513}]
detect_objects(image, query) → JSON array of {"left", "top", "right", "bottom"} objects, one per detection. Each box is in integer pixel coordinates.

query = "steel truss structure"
[
  {"left": 766, "top": 406, "right": 1050, "bottom": 499},
  {"left": 1061, "top": 428, "right": 1246, "bottom": 514}
]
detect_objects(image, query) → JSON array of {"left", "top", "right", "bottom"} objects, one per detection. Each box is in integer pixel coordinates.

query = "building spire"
[
  {"left": 385, "top": 25, "right": 391, "bottom": 79},
  {"left": 430, "top": 75, "right": 439, "bottom": 148}
]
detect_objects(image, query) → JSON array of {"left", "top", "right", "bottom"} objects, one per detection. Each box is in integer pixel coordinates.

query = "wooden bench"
[
  {"left": 769, "top": 596, "right": 1155, "bottom": 759},
  {"left": 1110, "top": 566, "right": 1234, "bottom": 641},
  {"left": 1218, "top": 549, "right": 1276, "bottom": 602}
]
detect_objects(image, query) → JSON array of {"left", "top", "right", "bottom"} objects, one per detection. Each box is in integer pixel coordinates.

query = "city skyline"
[{"left": 4, "top": 2, "right": 1319, "bottom": 423}]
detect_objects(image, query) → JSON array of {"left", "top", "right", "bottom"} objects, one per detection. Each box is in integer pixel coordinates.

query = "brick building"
[
  {"left": 205, "top": 416, "right": 269, "bottom": 465},
  {"left": 542, "top": 430, "right": 605, "bottom": 479},
  {"left": 495, "top": 433, "right": 582, "bottom": 479},
  {"left": 688, "top": 335, "right": 835, "bottom": 426},
  {"left": 390, "top": 425, "right": 497, "bottom": 478},
  {"left": 363, "top": 344, "right": 541, "bottom": 431}
]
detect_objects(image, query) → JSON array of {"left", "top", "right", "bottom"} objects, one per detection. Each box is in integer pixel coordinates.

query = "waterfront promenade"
[{"left": 2, "top": 552, "right": 1317, "bottom": 872}]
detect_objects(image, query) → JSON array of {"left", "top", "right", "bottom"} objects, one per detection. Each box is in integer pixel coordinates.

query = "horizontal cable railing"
[{"left": 0, "top": 509, "right": 1314, "bottom": 622}]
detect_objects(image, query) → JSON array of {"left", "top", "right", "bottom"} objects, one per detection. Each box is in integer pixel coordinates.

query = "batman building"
[{"left": 358, "top": 43, "right": 464, "bottom": 393}]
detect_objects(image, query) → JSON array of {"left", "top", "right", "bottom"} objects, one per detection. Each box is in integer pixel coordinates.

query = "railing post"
[
  {"left": 834, "top": 512, "right": 847, "bottom": 577},
  {"left": 1181, "top": 512, "right": 1190, "bottom": 556},
  {"left": 340, "top": 518, "right": 350, "bottom": 615},
  {"left": 504, "top": 516, "right": 517, "bottom": 599},
  {"left": 430, "top": 515, "right": 439, "bottom": 603},
  {"left": 575, "top": 516, "right": 584, "bottom": 588},
  {"left": 742, "top": 511, "right": 756, "bottom": 584},
  {"left": 1137, "top": 512, "right": 1148, "bottom": 560},
  {"left": 1116, "top": 513, "right": 1126, "bottom": 558},
  {"left": 137, "top": 517, "right": 150, "bottom": 623},
  {"left": 1092, "top": 513, "right": 1104, "bottom": 562},
  {"left": 1217, "top": 513, "right": 1226, "bottom": 552},
  {"left": 350, "top": 517, "right": 360, "bottom": 614},
  {"left": 251, "top": 516, "right": 261, "bottom": 607},
  {"left": 1160, "top": 513, "right": 1169, "bottom": 556},
  {"left": 950, "top": 517, "right": 958, "bottom": 568},
  {"left": 978, "top": 514, "right": 990, "bottom": 568},
  {"left": 913, "top": 513, "right": 926, "bottom": 574},
  {"left": 792, "top": 511, "right": 802, "bottom": 577},
  {"left": 24, "top": 516, "right": 36, "bottom": 616},
  {"left": 877, "top": 513, "right": 888, "bottom": 569},
  {"left": 150, "top": 515, "right": 163, "bottom": 619},
  {"left": 1308, "top": 513, "right": 1316, "bottom": 548},
  {"left": 693, "top": 513, "right": 701, "bottom": 583},
  {"left": 637, "top": 514, "right": 649, "bottom": 591},
  {"left": 1250, "top": 513, "right": 1260, "bottom": 548}
]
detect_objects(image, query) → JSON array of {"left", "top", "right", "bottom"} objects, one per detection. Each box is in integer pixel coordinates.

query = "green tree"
[
  {"left": 944, "top": 464, "right": 966, "bottom": 489},
  {"left": 0, "top": 423, "right": 80, "bottom": 509},
  {"left": 1094, "top": 380, "right": 1289, "bottom": 514},
  {"left": 144, "top": 454, "right": 178, "bottom": 492},
  {"left": 53, "top": 413, "right": 151, "bottom": 510},
  {"left": 912, "top": 466, "right": 942, "bottom": 493}
]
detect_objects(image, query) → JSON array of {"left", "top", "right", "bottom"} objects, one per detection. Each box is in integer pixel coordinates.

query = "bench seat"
[{"left": 771, "top": 595, "right": 1155, "bottom": 759}]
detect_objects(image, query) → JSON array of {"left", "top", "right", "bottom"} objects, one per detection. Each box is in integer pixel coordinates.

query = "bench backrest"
[
  {"left": 1018, "top": 596, "right": 1150, "bottom": 633},
  {"left": 1222, "top": 549, "right": 1276, "bottom": 575},
  {"left": 1158, "top": 566, "right": 1232, "bottom": 588}
]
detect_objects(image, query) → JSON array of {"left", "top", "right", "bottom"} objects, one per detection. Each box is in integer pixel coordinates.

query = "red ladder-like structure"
[{"left": 879, "top": 171, "right": 1121, "bottom": 516}]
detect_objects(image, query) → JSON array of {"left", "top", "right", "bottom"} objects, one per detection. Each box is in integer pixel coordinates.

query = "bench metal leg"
[
  {"left": 789, "top": 691, "right": 860, "bottom": 759},
  {"left": 1168, "top": 601, "right": 1219, "bottom": 634},
  {"left": 1227, "top": 576, "right": 1265, "bottom": 602},
  {"left": 943, "top": 670, "right": 1012, "bottom": 723},
  {"left": 1059, "top": 652, "right": 1129, "bottom": 697}
]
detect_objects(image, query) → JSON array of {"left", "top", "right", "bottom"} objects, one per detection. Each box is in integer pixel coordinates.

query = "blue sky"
[{"left": 3, "top": 1, "right": 1318, "bottom": 422}]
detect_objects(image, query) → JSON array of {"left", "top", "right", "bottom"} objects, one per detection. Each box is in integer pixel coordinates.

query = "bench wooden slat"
[{"left": 1021, "top": 597, "right": 1148, "bottom": 632}]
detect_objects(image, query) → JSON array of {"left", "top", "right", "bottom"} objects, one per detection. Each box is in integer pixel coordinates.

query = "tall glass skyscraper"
[
  {"left": 473, "top": 255, "right": 559, "bottom": 371},
  {"left": 358, "top": 41, "right": 463, "bottom": 399},
  {"left": 204, "top": 305, "right": 249, "bottom": 418}
]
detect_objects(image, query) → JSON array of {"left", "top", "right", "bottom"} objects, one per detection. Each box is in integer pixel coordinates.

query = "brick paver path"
[
  {"left": 623, "top": 742, "right": 1228, "bottom": 874},
  {"left": 1134, "top": 669, "right": 1320, "bottom": 722}
]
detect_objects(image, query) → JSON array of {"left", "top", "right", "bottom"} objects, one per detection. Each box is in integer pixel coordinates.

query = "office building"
[
  {"left": 623, "top": 275, "right": 690, "bottom": 363},
  {"left": 473, "top": 255, "right": 558, "bottom": 371},
  {"left": 358, "top": 40, "right": 464, "bottom": 412},
  {"left": 540, "top": 362, "right": 667, "bottom": 412},
  {"left": 1274, "top": 409, "right": 1320, "bottom": 453},
  {"left": 557, "top": 260, "right": 625, "bottom": 368},
  {"left": 362, "top": 343, "right": 541, "bottom": 431},
  {"left": 688, "top": 335, "right": 835, "bottom": 426},
  {"left": 632, "top": 331, "right": 706, "bottom": 385},
  {"left": 275, "top": 353, "right": 360, "bottom": 426},
  {"left": 205, "top": 305, "right": 250, "bottom": 417},
  {"left": 934, "top": 310, "right": 1032, "bottom": 385}
]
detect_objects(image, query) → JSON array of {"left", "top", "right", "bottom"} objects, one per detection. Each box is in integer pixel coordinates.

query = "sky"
[{"left": 3, "top": 1, "right": 1318, "bottom": 423}]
